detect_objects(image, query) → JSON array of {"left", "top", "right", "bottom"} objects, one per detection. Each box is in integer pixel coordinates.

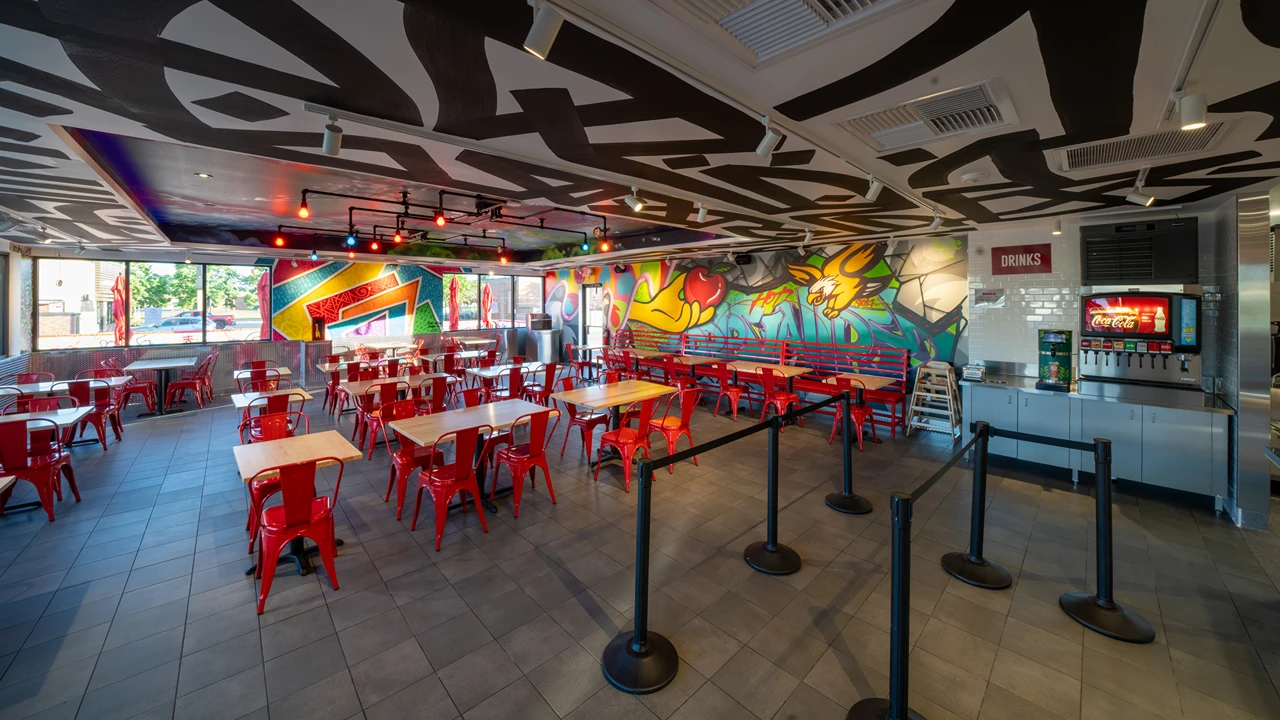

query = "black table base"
[
  {"left": 135, "top": 368, "right": 190, "bottom": 418},
  {"left": 246, "top": 537, "right": 345, "bottom": 577}
]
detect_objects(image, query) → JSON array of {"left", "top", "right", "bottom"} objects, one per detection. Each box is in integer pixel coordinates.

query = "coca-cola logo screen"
[{"left": 1083, "top": 296, "right": 1170, "bottom": 336}]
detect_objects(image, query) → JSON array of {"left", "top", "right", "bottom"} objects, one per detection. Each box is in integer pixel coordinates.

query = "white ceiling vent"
[
  {"left": 651, "top": 0, "right": 919, "bottom": 65},
  {"left": 836, "top": 81, "right": 1018, "bottom": 152},
  {"left": 1055, "top": 123, "right": 1227, "bottom": 171}
]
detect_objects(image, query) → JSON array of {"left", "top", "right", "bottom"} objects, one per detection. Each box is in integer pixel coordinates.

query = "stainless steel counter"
[{"left": 960, "top": 373, "right": 1235, "bottom": 415}]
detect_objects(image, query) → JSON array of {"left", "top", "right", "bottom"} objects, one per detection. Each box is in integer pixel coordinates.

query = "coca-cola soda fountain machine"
[{"left": 1077, "top": 291, "right": 1202, "bottom": 388}]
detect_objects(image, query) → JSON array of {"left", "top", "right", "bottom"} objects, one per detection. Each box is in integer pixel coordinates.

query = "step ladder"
[{"left": 906, "top": 361, "right": 961, "bottom": 442}]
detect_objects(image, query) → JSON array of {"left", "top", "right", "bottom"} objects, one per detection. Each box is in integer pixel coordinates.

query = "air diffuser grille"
[
  {"left": 836, "top": 81, "right": 1016, "bottom": 152},
  {"left": 1060, "top": 123, "right": 1225, "bottom": 171}
]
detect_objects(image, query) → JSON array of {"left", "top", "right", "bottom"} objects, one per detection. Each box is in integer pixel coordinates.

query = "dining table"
[
  {"left": 387, "top": 399, "right": 559, "bottom": 513},
  {"left": 0, "top": 375, "right": 133, "bottom": 398},
  {"left": 550, "top": 380, "right": 676, "bottom": 470},
  {"left": 230, "top": 388, "right": 314, "bottom": 410},
  {"left": 421, "top": 350, "right": 486, "bottom": 371},
  {"left": 233, "top": 430, "right": 363, "bottom": 577},
  {"left": 232, "top": 367, "right": 294, "bottom": 381},
  {"left": 126, "top": 357, "right": 200, "bottom": 417}
]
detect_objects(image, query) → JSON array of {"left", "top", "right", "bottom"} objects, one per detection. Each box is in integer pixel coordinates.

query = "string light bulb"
[
  {"left": 599, "top": 239, "right": 610, "bottom": 252},
  {"left": 310, "top": 250, "right": 319, "bottom": 261},
  {"left": 347, "top": 250, "right": 355, "bottom": 259},
  {"left": 580, "top": 240, "right": 590, "bottom": 252},
  {"left": 274, "top": 235, "right": 285, "bottom": 247},
  {"left": 370, "top": 241, "right": 379, "bottom": 251},
  {"left": 393, "top": 231, "right": 402, "bottom": 244},
  {"left": 297, "top": 197, "right": 309, "bottom": 219},
  {"left": 433, "top": 210, "right": 446, "bottom": 227}
]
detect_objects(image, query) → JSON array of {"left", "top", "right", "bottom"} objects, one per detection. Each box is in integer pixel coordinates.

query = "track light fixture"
[
  {"left": 73, "top": 242, "right": 85, "bottom": 255},
  {"left": 291, "top": 259, "right": 298, "bottom": 268},
  {"left": 929, "top": 212, "right": 943, "bottom": 231},
  {"left": 1051, "top": 218, "right": 1063, "bottom": 235},
  {"left": 865, "top": 174, "right": 883, "bottom": 202},
  {"left": 322, "top": 114, "right": 343, "bottom": 156},
  {"left": 184, "top": 252, "right": 192, "bottom": 264},
  {"left": 40, "top": 226, "right": 52, "bottom": 244},
  {"left": 297, "top": 196, "right": 309, "bottom": 219},
  {"left": 755, "top": 115, "right": 781, "bottom": 158},
  {"left": 1180, "top": 93, "right": 1207, "bottom": 131},
  {"left": 696, "top": 202, "right": 707, "bottom": 223},
  {"left": 623, "top": 186, "right": 645, "bottom": 212},
  {"left": 523, "top": 1, "right": 564, "bottom": 60},
  {"left": 1126, "top": 166, "right": 1155, "bottom": 206}
]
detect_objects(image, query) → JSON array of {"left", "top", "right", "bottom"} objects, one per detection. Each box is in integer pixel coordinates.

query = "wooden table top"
[
  {"left": 233, "top": 430, "right": 363, "bottom": 482},
  {"left": 1, "top": 376, "right": 133, "bottom": 396},
  {"left": 465, "top": 363, "right": 545, "bottom": 380},
  {"left": 388, "top": 400, "right": 558, "bottom": 448},
  {"left": 341, "top": 374, "right": 454, "bottom": 397},
  {"left": 230, "top": 388, "right": 314, "bottom": 410},
  {"left": 728, "top": 361, "right": 812, "bottom": 378},
  {"left": 233, "top": 367, "right": 294, "bottom": 380},
  {"left": 125, "top": 357, "right": 199, "bottom": 372},
  {"left": 675, "top": 355, "right": 721, "bottom": 365},
  {"left": 0, "top": 406, "right": 92, "bottom": 428},
  {"left": 550, "top": 379, "right": 675, "bottom": 410},
  {"left": 317, "top": 358, "right": 420, "bottom": 374},
  {"left": 448, "top": 337, "right": 492, "bottom": 346},
  {"left": 623, "top": 348, "right": 670, "bottom": 359},
  {"left": 827, "top": 373, "right": 897, "bottom": 390},
  {"left": 0, "top": 477, "right": 13, "bottom": 497}
]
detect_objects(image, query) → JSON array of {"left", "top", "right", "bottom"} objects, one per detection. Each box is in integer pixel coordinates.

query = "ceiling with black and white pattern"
[{"left": 0, "top": 0, "right": 1277, "bottom": 258}]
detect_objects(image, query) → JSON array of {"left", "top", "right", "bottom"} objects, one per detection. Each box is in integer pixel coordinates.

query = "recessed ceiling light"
[{"left": 193, "top": 172, "right": 212, "bottom": 179}]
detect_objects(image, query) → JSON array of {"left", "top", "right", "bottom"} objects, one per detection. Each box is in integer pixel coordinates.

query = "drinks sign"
[
  {"left": 991, "top": 243, "right": 1052, "bottom": 275},
  {"left": 1083, "top": 296, "right": 1170, "bottom": 336}
]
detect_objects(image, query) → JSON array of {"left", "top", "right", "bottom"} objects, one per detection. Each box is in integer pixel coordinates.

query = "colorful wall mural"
[
  {"left": 270, "top": 260, "right": 443, "bottom": 340},
  {"left": 545, "top": 237, "right": 968, "bottom": 368}
]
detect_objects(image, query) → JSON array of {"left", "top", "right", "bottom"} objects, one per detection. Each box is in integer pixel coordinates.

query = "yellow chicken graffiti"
[
  {"left": 628, "top": 267, "right": 725, "bottom": 332},
  {"left": 787, "top": 243, "right": 890, "bottom": 319}
]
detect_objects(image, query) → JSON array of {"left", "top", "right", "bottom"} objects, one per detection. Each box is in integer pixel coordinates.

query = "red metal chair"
[
  {"left": 379, "top": 399, "right": 445, "bottom": 520},
  {"left": 0, "top": 389, "right": 35, "bottom": 416},
  {"left": 352, "top": 381, "right": 408, "bottom": 455},
  {"left": 240, "top": 360, "right": 278, "bottom": 370},
  {"left": 523, "top": 363, "right": 558, "bottom": 406},
  {"left": 166, "top": 356, "right": 214, "bottom": 410},
  {"left": 759, "top": 368, "right": 802, "bottom": 428},
  {"left": 661, "top": 356, "right": 696, "bottom": 391},
  {"left": 240, "top": 394, "right": 308, "bottom": 439},
  {"left": 381, "top": 358, "right": 401, "bottom": 377},
  {"left": 828, "top": 378, "right": 877, "bottom": 450},
  {"left": 555, "top": 377, "right": 608, "bottom": 463},
  {"left": 0, "top": 418, "right": 78, "bottom": 522},
  {"left": 565, "top": 343, "right": 594, "bottom": 381},
  {"left": 235, "top": 366, "right": 281, "bottom": 393},
  {"left": 241, "top": 411, "right": 310, "bottom": 552},
  {"left": 594, "top": 398, "right": 657, "bottom": 493},
  {"left": 455, "top": 388, "right": 512, "bottom": 464},
  {"left": 55, "top": 380, "right": 121, "bottom": 450},
  {"left": 98, "top": 361, "right": 157, "bottom": 413},
  {"left": 508, "top": 355, "right": 527, "bottom": 366},
  {"left": 251, "top": 458, "right": 343, "bottom": 614},
  {"left": 488, "top": 367, "right": 524, "bottom": 403},
  {"left": 709, "top": 362, "right": 748, "bottom": 421},
  {"left": 491, "top": 410, "right": 555, "bottom": 517},
  {"left": 441, "top": 352, "right": 467, "bottom": 385},
  {"left": 405, "top": 364, "right": 424, "bottom": 378},
  {"left": 412, "top": 376, "right": 449, "bottom": 416},
  {"left": 1, "top": 395, "right": 79, "bottom": 447},
  {"left": 410, "top": 425, "right": 491, "bottom": 550},
  {"left": 648, "top": 389, "right": 702, "bottom": 474},
  {"left": 189, "top": 348, "right": 219, "bottom": 404},
  {"left": 0, "top": 372, "right": 54, "bottom": 385}
]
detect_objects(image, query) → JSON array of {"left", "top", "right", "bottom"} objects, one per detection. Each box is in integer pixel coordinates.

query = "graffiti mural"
[
  {"left": 546, "top": 238, "right": 968, "bottom": 367},
  {"left": 270, "top": 260, "right": 442, "bottom": 341}
]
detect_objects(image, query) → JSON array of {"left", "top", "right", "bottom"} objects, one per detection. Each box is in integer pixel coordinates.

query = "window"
[
  {"left": 442, "top": 273, "right": 479, "bottom": 330},
  {"left": 205, "top": 264, "right": 270, "bottom": 342},
  {"left": 481, "top": 275, "right": 513, "bottom": 328},
  {"left": 515, "top": 276, "right": 543, "bottom": 325},
  {"left": 36, "top": 259, "right": 126, "bottom": 350},
  {"left": 129, "top": 262, "right": 205, "bottom": 346}
]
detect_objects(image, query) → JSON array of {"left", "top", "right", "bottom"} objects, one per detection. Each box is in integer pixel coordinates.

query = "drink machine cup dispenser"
[{"left": 1036, "top": 329, "right": 1072, "bottom": 392}]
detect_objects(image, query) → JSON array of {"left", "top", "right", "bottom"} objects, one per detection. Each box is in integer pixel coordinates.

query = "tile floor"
[{"left": 0, "top": 393, "right": 1278, "bottom": 720}]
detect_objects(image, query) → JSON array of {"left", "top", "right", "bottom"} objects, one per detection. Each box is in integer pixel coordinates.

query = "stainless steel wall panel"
[{"left": 1235, "top": 192, "right": 1270, "bottom": 528}]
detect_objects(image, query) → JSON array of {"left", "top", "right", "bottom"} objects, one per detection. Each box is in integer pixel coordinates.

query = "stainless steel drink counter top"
[{"left": 959, "top": 373, "right": 1235, "bottom": 415}]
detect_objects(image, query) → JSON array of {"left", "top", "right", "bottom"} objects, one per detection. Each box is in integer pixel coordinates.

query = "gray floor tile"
[
  {"left": 364, "top": 674, "right": 458, "bottom": 720},
  {"left": 524, "top": 643, "right": 606, "bottom": 717},
  {"left": 710, "top": 646, "right": 799, "bottom": 720},
  {"left": 462, "top": 676, "right": 557, "bottom": 720},
  {"left": 437, "top": 641, "right": 522, "bottom": 714},
  {"left": 268, "top": 669, "right": 364, "bottom": 720},
  {"left": 349, "top": 638, "right": 435, "bottom": 708},
  {"left": 265, "top": 634, "right": 349, "bottom": 703},
  {"left": 177, "top": 630, "right": 262, "bottom": 697},
  {"left": 88, "top": 626, "right": 184, "bottom": 692},
  {"left": 173, "top": 665, "right": 267, "bottom": 720},
  {"left": 418, "top": 612, "right": 492, "bottom": 670},
  {"left": 76, "top": 658, "right": 178, "bottom": 720}
]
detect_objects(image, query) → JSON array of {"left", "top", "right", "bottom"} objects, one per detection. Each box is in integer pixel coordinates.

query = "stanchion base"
[
  {"left": 743, "top": 541, "right": 802, "bottom": 575},
  {"left": 1059, "top": 592, "right": 1155, "bottom": 644},
  {"left": 825, "top": 492, "right": 873, "bottom": 515},
  {"left": 601, "top": 631, "right": 679, "bottom": 695},
  {"left": 941, "top": 552, "right": 1013, "bottom": 590},
  {"left": 846, "top": 697, "right": 927, "bottom": 720}
]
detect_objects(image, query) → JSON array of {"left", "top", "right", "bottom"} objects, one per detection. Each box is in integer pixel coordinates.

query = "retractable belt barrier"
[{"left": 602, "top": 391, "right": 873, "bottom": 694}]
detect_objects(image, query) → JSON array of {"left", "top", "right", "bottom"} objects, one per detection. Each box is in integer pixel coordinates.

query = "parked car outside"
[{"left": 175, "top": 310, "right": 236, "bottom": 329}]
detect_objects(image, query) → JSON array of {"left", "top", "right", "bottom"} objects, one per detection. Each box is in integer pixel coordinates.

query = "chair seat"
[
  {"left": 575, "top": 411, "right": 608, "bottom": 423},
  {"left": 650, "top": 416, "right": 684, "bottom": 431},
  {"left": 262, "top": 496, "right": 333, "bottom": 529},
  {"left": 602, "top": 427, "right": 644, "bottom": 443},
  {"left": 496, "top": 442, "right": 537, "bottom": 461}
]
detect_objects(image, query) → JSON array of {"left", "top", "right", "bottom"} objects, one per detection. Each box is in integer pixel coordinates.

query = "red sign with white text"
[
  {"left": 990, "top": 243, "right": 1052, "bottom": 275},
  {"left": 1083, "top": 296, "right": 1171, "bottom": 336}
]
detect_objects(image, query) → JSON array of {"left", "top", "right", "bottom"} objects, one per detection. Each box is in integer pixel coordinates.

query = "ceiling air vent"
[
  {"left": 836, "top": 81, "right": 1017, "bottom": 152},
  {"left": 652, "top": 0, "right": 918, "bottom": 65},
  {"left": 1057, "top": 123, "right": 1226, "bottom": 171}
]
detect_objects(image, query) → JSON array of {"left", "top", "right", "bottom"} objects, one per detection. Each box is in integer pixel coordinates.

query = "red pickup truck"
[{"left": 175, "top": 311, "right": 236, "bottom": 329}]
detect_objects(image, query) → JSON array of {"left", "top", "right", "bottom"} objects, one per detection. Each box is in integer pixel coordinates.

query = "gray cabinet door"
[
  {"left": 1017, "top": 392, "right": 1071, "bottom": 467},
  {"left": 1141, "top": 406, "right": 1212, "bottom": 495},
  {"left": 1079, "top": 400, "right": 1142, "bottom": 481},
  {"left": 969, "top": 386, "right": 1018, "bottom": 457}
]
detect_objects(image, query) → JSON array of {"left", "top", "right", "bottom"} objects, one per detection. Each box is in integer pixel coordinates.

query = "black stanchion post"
[
  {"left": 941, "top": 422, "right": 1012, "bottom": 589},
  {"left": 826, "top": 390, "right": 873, "bottom": 515},
  {"left": 1059, "top": 438, "right": 1155, "bottom": 644},
  {"left": 602, "top": 460, "right": 680, "bottom": 693},
  {"left": 847, "top": 492, "right": 925, "bottom": 720},
  {"left": 745, "top": 416, "right": 802, "bottom": 575}
]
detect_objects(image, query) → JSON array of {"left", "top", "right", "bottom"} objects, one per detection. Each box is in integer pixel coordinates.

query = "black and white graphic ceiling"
[{"left": 0, "top": 0, "right": 1276, "bottom": 256}]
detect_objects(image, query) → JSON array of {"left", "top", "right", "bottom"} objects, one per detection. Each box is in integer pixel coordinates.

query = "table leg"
[
  {"left": 245, "top": 536, "right": 346, "bottom": 577},
  {"left": 589, "top": 407, "right": 625, "bottom": 470},
  {"left": 136, "top": 369, "right": 172, "bottom": 418}
]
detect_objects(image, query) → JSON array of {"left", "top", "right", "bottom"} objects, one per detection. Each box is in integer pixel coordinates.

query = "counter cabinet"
[{"left": 961, "top": 384, "right": 1227, "bottom": 498}]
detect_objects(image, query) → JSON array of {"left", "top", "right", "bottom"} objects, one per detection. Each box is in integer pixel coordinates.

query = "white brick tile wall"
[{"left": 966, "top": 226, "right": 1082, "bottom": 367}]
